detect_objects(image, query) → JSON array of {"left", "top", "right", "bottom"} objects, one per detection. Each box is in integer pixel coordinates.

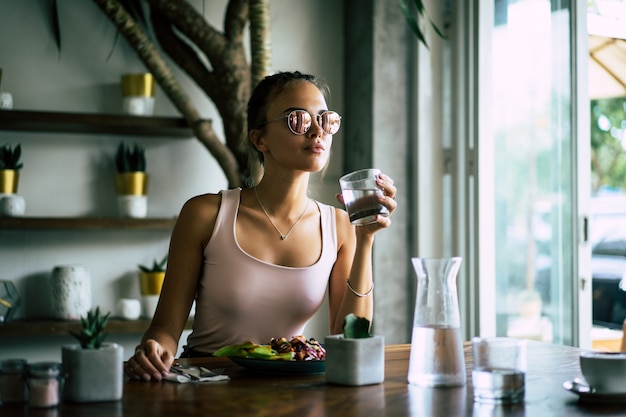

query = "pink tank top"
[{"left": 185, "top": 188, "right": 337, "bottom": 353}]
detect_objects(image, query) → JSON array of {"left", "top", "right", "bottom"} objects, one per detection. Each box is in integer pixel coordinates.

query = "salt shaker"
[
  {"left": 0, "top": 358, "right": 27, "bottom": 404},
  {"left": 26, "top": 362, "right": 63, "bottom": 408}
]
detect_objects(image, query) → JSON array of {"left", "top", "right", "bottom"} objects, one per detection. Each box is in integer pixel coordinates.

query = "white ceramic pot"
[
  {"left": 50, "top": 265, "right": 91, "bottom": 320},
  {"left": 62, "top": 343, "right": 124, "bottom": 403},
  {"left": 324, "top": 334, "right": 385, "bottom": 386},
  {"left": 123, "top": 96, "right": 155, "bottom": 116},
  {"left": 0, "top": 92, "right": 13, "bottom": 109},
  {"left": 116, "top": 298, "right": 141, "bottom": 320},
  {"left": 117, "top": 195, "right": 148, "bottom": 218},
  {"left": 0, "top": 194, "right": 25, "bottom": 216},
  {"left": 141, "top": 294, "right": 159, "bottom": 318}
]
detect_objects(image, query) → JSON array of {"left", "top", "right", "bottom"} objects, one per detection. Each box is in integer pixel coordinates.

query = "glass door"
[{"left": 473, "top": 0, "right": 591, "bottom": 346}]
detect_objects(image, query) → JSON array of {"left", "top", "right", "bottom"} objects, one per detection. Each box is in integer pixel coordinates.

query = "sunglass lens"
[
  {"left": 321, "top": 111, "right": 341, "bottom": 135},
  {"left": 288, "top": 110, "right": 312, "bottom": 135}
]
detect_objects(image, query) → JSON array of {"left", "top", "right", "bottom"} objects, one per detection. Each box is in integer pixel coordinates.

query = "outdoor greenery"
[{"left": 590, "top": 97, "right": 626, "bottom": 195}]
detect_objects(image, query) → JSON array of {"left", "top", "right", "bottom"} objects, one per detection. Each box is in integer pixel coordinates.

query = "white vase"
[
  {"left": 324, "top": 334, "right": 385, "bottom": 386},
  {"left": 50, "top": 265, "right": 91, "bottom": 320}
]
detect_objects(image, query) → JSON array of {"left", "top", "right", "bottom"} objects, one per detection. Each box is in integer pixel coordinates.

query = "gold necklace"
[{"left": 254, "top": 187, "right": 309, "bottom": 240}]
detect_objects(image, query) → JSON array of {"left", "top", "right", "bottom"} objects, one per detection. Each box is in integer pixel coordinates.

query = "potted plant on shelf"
[
  {"left": 0, "top": 143, "right": 23, "bottom": 194},
  {"left": 138, "top": 255, "right": 167, "bottom": 318},
  {"left": 115, "top": 141, "right": 148, "bottom": 218},
  {"left": 0, "top": 143, "right": 25, "bottom": 216},
  {"left": 324, "top": 314, "right": 385, "bottom": 386},
  {"left": 62, "top": 307, "right": 124, "bottom": 403}
]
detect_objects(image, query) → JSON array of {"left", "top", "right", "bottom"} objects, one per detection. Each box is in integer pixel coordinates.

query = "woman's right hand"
[{"left": 124, "top": 339, "right": 174, "bottom": 381}]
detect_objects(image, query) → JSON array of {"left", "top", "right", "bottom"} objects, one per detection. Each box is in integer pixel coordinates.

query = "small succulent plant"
[
  {"left": 0, "top": 144, "right": 23, "bottom": 170},
  {"left": 70, "top": 307, "right": 111, "bottom": 349},
  {"left": 115, "top": 142, "right": 146, "bottom": 173},
  {"left": 342, "top": 313, "right": 372, "bottom": 339},
  {"left": 138, "top": 255, "right": 168, "bottom": 273}
]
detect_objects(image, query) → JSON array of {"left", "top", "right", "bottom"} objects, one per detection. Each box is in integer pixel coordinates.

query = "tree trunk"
[{"left": 93, "top": 0, "right": 273, "bottom": 188}]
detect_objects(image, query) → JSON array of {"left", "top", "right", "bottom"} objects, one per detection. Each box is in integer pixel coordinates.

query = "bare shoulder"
[
  {"left": 333, "top": 206, "right": 354, "bottom": 248},
  {"left": 180, "top": 193, "right": 222, "bottom": 220},
  {"left": 174, "top": 192, "right": 223, "bottom": 242}
]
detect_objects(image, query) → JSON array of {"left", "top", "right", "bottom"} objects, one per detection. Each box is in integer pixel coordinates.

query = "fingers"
[
  {"left": 125, "top": 342, "right": 172, "bottom": 382},
  {"left": 125, "top": 354, "right": 151, "bottom": 381},
  {"left": 376, "top": 173, "right": 397, "bottom": 214}
]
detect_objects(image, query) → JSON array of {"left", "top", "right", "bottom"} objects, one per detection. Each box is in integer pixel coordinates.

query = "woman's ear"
[{"left": 250, "top": 129, "right": 267, "bottom": 153}]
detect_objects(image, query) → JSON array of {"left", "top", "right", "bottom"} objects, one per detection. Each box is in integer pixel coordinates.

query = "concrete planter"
[
  {"left": 61, "top": 343, "right": 123, "bottom": 403},
  {"left": 324, "top": 334, "right": 384, "bottom": 386}
]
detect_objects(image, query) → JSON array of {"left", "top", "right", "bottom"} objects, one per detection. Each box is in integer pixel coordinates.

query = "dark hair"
[{"left": 243, "top": 71, "right": 331, "bottom": 186}]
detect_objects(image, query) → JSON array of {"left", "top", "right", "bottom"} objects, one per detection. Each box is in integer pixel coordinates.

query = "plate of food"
[{"left": 214, "top": 336, "right": 326, "bottom": 375}]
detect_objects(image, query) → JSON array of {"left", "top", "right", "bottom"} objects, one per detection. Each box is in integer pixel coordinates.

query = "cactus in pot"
[
  {"left": 62, "top": 307, "right": 124, "bottom": 403},
  {"left": 114, "top": 142, "right": 148, "bottom": 218},
  {"left": 138, "top": 255, "right": 167, "bottom": 296},
  {"left": 0, "top": 143, "right": 23, "bottom": 194},
  {"left": 69, "top": 307, "right": 110, "bottom": 349},
  {"left": 324, "top": 314, "right": 385, "bottom": 386}
]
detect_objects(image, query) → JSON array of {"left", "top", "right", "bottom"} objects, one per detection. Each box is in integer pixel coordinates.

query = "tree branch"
[{"left": 92, "top": 0, "right": 241, "bottom": 187}]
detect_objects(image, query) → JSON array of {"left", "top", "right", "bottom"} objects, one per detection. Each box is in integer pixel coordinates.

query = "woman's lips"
[{"left": 307, "top": 143, "right": 326, "bottom": 153}]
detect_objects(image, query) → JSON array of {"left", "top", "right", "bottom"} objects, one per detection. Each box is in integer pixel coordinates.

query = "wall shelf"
[
  {"left": 0, "top": 318, "right": 193, "bottom": 337},
  {"left": 0, "top": 217, "right": 177, "bottom": 230},
  {"left": 0, "top": 109, "right": 196, "bottom": 138}
]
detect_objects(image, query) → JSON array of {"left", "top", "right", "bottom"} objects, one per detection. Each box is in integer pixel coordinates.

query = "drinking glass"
[
  {"left": 339, "top": 168, "right": 389, "bottom": 225},
  {"left": 472, "top": 337, "right": 527, "bottom": 404}
]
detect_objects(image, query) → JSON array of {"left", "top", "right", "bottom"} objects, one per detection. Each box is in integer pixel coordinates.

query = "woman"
[{"left": 126, "top": 71, "right": 397, "bottom": 381}]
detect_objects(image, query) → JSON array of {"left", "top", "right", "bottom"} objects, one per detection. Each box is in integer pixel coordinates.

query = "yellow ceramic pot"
[
  {"left": 121, "top": 73, "right": 155, "bottom": 98},
  {"left": 139, "top": 271, "right": 165, "bottom": 296},
  {"left": 116, "top": 172, "right": 148, "bottom": 196},
  {"left": 0, "top": 169, "right": 19, "bottom": 194}
]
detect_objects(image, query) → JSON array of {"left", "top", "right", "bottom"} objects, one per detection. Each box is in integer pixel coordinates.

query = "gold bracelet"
[{"left": 346, "top": 279, "right": 374, "bottom": 297}]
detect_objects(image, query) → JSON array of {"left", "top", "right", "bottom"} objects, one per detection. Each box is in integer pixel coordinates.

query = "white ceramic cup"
[
  {"left": 0, "top": 194, "right": 25, "bottom": 216},
  {"left": 580, "top": 351, "right": 626, "bottom": 393}
]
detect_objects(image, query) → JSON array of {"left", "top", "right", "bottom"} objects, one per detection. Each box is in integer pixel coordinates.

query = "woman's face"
[{"left": 253, "top": 80, "right": 335, "bottom": 173}]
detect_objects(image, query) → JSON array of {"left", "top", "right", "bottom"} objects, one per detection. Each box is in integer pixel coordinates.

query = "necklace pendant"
[{"left": 281, "top": 235, "right": 287, "bottom": 240}]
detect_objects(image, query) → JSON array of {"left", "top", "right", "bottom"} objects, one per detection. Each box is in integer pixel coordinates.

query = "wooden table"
[{"left": 4, "top": 341, "right": 626, "bottom": 416}]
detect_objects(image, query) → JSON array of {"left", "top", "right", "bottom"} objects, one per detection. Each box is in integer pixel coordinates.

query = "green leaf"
[
  {"left": 116, "top": 142, "right": 146, "bottom": 172},
  {"left": 138, "top": 255, "right": 167, "bottom": 272},
  {"left": 397, "top": 0, "right": 446, "bottom": 49},
  {"left": 69, "top": 307, "right": 111, "bottom": 349},
  {"left": 0, "top": 144, "right": 23, "bottom": 170},
  {"left": 342, "top": 313, "right": 371, "bottom": 339}
]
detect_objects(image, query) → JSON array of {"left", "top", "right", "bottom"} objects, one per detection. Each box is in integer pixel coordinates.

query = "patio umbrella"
[{"left": 589, "top": 34, "right": 626, "bottom": 99}]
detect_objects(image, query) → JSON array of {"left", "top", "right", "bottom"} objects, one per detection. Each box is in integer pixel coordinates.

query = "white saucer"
[{"left": 563, "top": 379, "right": 626, "bottom": 404}]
